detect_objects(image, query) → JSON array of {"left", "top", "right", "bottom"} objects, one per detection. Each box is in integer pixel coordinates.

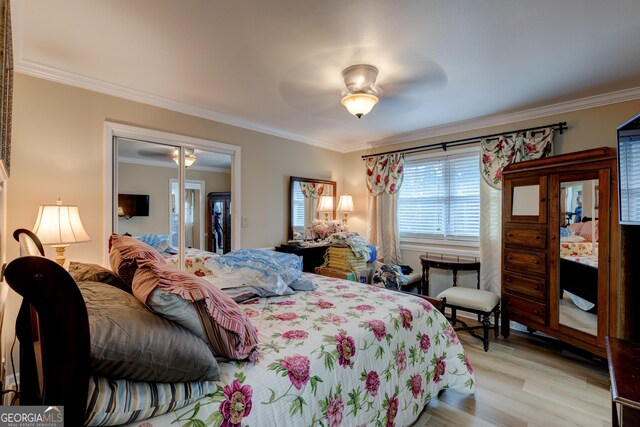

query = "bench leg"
[
  {"left": 451, "top": 308, "right": 457, "bottom": 326},
  {"left": 482, "top": 313, "right": 491, "bottom": 352},
  {"left": 494, "top": 306, "right": 500, "bottom": 338}
]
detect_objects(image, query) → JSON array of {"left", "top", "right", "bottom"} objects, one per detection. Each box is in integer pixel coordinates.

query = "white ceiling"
[{"left": 13, "top": 1, "right": 640, "bottom": 152}]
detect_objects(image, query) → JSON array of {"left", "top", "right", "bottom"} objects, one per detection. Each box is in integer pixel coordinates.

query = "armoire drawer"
[
  {"left": 504, "top": 225, "right": 546, "bottom": 249},
  {"left": 503, "top": 271, "right": 545, "bottom": 300},
  {"left": 504, "top": 249, "right": 546, "bottom": 276},
  {"left": 503, "top": 292, "right": 546, "bottom": 324}
]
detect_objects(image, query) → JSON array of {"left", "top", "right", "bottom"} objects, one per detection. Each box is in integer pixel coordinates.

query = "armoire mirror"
[
  {"left": 288, "top": 176, "right": 336, "bottom": 241},
  {"left": 557, "top": 177, "right": 601, "bottom": 337}
]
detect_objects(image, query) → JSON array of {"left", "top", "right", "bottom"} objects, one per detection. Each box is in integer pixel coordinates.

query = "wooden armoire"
[{"left": 501, "top": 147, "right": 634, "bottom": 357}]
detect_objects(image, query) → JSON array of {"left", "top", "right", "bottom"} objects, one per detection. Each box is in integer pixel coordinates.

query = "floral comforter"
[
  {"left": 126, "top": 274, "right": 475, "bottom": 427},
  {"left": 164, "top": 248, "right": 217, "bottom": 276}
]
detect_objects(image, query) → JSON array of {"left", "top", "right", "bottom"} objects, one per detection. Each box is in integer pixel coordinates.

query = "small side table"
[
  {"left": 606, "top": 336, "right": 640, "bottom": 426},
  {"left": 419, "top": 255, "right": 480, "bottom": 296}
]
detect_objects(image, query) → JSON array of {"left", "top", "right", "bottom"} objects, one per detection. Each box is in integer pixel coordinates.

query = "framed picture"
[
  {"left": 0, "top": 0, "right": 13, "bottom": 176},
  {"left": 595, "top": 185, "right": 600, "bottom": 209}
]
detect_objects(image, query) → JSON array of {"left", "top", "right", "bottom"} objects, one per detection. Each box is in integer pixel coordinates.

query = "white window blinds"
[
  {"left": 292, "top": 181, "right": 306, "bottom": 232},
  {"left": 619, "top": 131, "right": 640, "bottom": 223},
  {"left": 398, "top": 150, "right": 480, "bottom": 242}
]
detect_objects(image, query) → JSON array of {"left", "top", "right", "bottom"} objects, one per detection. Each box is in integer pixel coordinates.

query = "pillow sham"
[
  {"left": 69, "top": 261, "right": 131, "bottom": 293},
  {"left": 132, "top": 259, "right": 259, "bottom": 362},
  {"left": 108, "top": 234, "right": 166, "bottom": 284},
  {"left": 577, "top": 220, "right": 599, "bottom": 242},
  {"left": 78, "top": 281, "right": 219, "bottom": 382},
  {"left": 85, "top": 376, "right": 216, "bottom": 427},
  {"left": 560, "top": 235, "right": 586, "bottom": 243},
  {"left": 567, "top": 222, "right": 584, "bottom": 235},
  {"left": 288, "top": 275, "right": 317, "bottom": 291}
]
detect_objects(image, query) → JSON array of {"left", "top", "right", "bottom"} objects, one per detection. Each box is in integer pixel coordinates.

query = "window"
[
  {"left": 398, "top": 149, "right": 480, "bottom": 243},
  {"left": 292, "top": 181, "right": 306, "bottom": 233}
]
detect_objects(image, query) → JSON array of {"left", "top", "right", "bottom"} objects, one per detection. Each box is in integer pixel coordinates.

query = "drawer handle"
[
  {"left": 507, "top": 233, "right": 513, "bottom": 237},
  {"left": 533, "top": 260, "right": 540, "bottom": 265},
  {"left": 507, "top": 256, "right": 513, "bottom": 260},
  {"left": 534, "top": 310, "right": 540, "bottom": 315},
  {"left": 505, "top": 277, "right": 512, "bottom": 283},
  {"left": 534, "top": 285, "right": 539, "bottom": 290},
  {"left": 506, "top": 300, "right": 512, "bottom": 306},
  {"left": 534, "top": 235, "right": 541, "bottom": 240}
]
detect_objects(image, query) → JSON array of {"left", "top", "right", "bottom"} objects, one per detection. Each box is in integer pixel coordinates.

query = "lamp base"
[{"left": 51, "top": 244, "right": 69, "bottom": 267}]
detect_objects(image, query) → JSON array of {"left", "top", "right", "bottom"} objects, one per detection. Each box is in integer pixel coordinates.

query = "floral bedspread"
[
  {"left": 165, "top": 248, "right": 217, "bottom": 276},
  {"left": 561, "top": 254, "right": 598, "bottom": 269},
  {"left": 559, "top": 241, "right": 597, "bottom": 258},
  {"left": 126, "top": 274, "right": 475, "bottom": 427}
]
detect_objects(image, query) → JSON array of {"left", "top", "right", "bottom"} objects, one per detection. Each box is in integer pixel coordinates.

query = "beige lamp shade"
[
  {"left": 33, "top": 201, "right": 91, "bottom": 245},
  {"left": 337, "top": 194, "right": 355, "bottom": 213},
  {"left": 317, "top": 195, "right": 334, "bottom": 213}
]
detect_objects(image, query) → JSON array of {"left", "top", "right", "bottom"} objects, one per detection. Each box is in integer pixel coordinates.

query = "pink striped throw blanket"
[{"left": 133, "top": 259, "right": 259, "bottom": 363}]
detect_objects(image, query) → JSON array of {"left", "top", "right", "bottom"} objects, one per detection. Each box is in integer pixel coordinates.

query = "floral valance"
[
  {"left": 299, "top": 182, "right": 324, "bottom": 198},
  {"left": 481, "top": 128, "right": 554, "bottom": 189},
  {"left": 366, "top": 153, "right": 405, "bottom": 195}
]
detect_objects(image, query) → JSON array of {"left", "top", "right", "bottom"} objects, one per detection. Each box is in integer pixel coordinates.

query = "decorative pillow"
[
  {"left": 577, "top": 220, "right": 599, "bottom": 242},
  {"left": 108, "top": 234, "right": 166, "bottom": 284},
  {"left": 78, "top": 281, "right": 219, "bottom": 382},
  {"left": 135, "top": 234, "right": 171, "bottom": 253},
  {"left": 200, "top": 275, "right": 294, "bottom": 303},
  {"left": 567, "top": 222, "right": 584, "bottom": 235},
  {"left": 85, "top": 376, "right": 216, "bottom": 427},
  {"left": 132, "top": 259, "right": 259, "bottom": 362},
  {"left": 69, "top": 261, "right": 131, "bottom": 293}
]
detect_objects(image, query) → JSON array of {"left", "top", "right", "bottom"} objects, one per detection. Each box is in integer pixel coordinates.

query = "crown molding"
[
  {"left": 15, "top": 58, "right": 351, "bottom": 152},
  {"left": 15, "top": 58, "right": 640, "bottom": 154},
  {"left": 367, "top": 86, "right": 640, "bottom": 148}
]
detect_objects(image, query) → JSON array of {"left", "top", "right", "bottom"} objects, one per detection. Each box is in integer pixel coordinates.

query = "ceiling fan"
[{"left": 278, "top": 49, "right": 447, "bottom": 119}]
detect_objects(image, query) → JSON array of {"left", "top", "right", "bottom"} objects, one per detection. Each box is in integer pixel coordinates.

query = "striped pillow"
[
  {"left": 85, "top": 376, "right": 215, "bottom": 426},
  {"left": 132, "top": 259, "right": 259, "bottom": 362},
  {"left": 567, "top": 222, "right": 584, "bottom": 235},
  {"left": 109, "top": 234, "right": 166, "bottom": 285},
  {"left": 578, "top": 220, "right": 599, "bottom": 242}
]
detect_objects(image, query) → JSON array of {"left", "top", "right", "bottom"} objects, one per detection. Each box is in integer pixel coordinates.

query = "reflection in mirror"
[
  {"left": 185, "top": 149, "right": 232, "bottom": 254},
  {"left": 115, "top": 138, "right": 233, "bottom": 273},
  {"left": 558, "top": 179, "right": 599, "bottom": 336},
  {"left": 116, "top": 138, "right": 179, "bottom": 240},
  {"left": 512, "top": 185, "right": 539, "bottom": 216},
  {"left": 289, "top": 177, "right": 336, "bottom": 241}
]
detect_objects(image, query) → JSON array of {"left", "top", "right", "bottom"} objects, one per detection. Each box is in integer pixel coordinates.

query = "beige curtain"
[
  {"left": 479, "top": 178, "right": 502, "bottom": 294},
  {"left": 367, "top": 192, "right": 402, "bottom": 264}
]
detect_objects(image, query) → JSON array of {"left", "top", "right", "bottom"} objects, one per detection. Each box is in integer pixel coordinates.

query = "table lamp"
[
  {"left": 33, "top": 198, "right": 91, "bottom": 266},
  {"left": 317, "top": 195, "right": 334, "bottom": 221},
  {"left": 337, "top": 194, "right": 355, "bottom": 224}
]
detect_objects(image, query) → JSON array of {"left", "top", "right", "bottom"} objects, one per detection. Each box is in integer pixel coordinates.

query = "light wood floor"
[{"left": 413, "top": 329, "right": 611, "bottom": 427}]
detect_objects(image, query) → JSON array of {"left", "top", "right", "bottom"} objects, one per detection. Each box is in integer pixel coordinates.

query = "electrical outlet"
[{"left": 241, "top": 217, "right": 248, "bottom": 228}]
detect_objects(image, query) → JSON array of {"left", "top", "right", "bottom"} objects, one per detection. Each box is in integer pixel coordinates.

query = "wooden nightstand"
[{"left": 275, "top": 244, "right": 329, "bottom": 273}]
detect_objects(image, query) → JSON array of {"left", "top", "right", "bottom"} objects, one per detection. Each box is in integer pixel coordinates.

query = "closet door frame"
[{"left": 103, "top": 122, "right": 241, "bottom": 267}]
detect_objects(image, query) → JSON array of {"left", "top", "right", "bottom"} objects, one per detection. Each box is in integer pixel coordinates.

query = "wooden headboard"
[{"left": 3, "top": 255, "right": 90, "bottom": 425}]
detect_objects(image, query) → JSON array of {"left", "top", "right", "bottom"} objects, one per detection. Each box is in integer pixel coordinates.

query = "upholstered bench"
[{"left": 437, "top": 287, "right": 500, "bottom": 351}]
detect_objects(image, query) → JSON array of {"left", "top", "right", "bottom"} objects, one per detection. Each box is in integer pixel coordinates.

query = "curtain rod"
[{"left": 361, "top": 121, "right": 568, "bottom": 160}]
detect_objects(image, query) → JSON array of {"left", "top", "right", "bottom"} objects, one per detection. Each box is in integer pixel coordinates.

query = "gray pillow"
[
  {"left": 69, "top": 262, "right": 131, "bottom": 293},
  {"left": 78, "top": 281, "right": 219, "bottom": 382}
]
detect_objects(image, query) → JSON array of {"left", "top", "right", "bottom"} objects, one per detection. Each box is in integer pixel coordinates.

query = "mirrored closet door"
[{"left": 112, "top": 135, "right": 234, "bottom": 270}]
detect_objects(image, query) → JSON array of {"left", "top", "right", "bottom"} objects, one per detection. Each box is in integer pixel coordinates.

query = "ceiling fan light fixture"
[
  {"left": 171, "top": 150, "right": 197, "bottom": 167},
  {"left": 341, "top": 93, "right": 379, "bottom": 118}
]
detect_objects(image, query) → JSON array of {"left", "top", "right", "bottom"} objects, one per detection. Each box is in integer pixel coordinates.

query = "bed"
[{"left": 5, "top": 234, "right": 475, "bottom": 427}]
